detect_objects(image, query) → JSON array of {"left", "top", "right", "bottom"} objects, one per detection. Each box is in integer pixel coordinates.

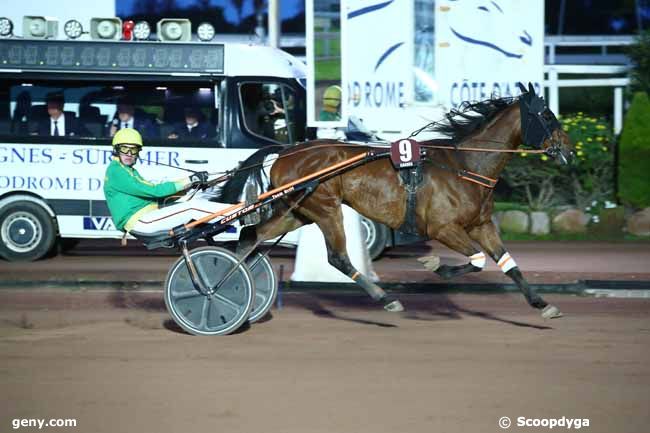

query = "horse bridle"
[{"left": 518, "top": 84, "right": 567, "bottom": 163}]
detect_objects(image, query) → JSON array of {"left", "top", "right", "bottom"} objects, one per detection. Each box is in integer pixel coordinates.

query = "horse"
[{"left": 219, "top": 83, "right": 573, "bottom": 319}]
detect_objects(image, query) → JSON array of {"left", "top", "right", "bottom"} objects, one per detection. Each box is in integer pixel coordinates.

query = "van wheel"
[
  {"left": 0, "top": 202, "right": 56, "bottom": 262},
  {"left": 360, "top": 216, "right": 389, "bottom": 261}
]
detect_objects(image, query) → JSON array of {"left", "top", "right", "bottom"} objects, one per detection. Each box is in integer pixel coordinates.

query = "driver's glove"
[{"left": 189, "top": 171, "right": 209, "bottom": 185}]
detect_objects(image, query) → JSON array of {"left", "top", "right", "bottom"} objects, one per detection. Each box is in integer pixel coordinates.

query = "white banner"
[
  {"left": 435, "top": 0, "right": 544, "bottom": 108},
  {"left": 345, "top": 0, "right": 414, "bottom": 136}
]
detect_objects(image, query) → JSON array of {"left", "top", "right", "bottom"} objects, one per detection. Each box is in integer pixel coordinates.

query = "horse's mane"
[{"left": 428, "top": 96, "right": 516, "bottom": 143}]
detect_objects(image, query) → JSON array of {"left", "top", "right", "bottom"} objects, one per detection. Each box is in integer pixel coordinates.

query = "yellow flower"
[
  {"left": 587, "top": 137, "right": 593, "bottom": 142},
  {"left": 541, "top": 155, "right": 549, "bottom": 161},
  {"left": 521, "top": 152, "right": 528, "bottom": 157},
  {"left": 581, "top": 126, "right": 587, "bottom": 130},
  {"left": 577, "top": 111, "right": 584, "bottom": 116},
  {"left": 596, "top": 124, "right": 606, "bottom": 130},
  {"left": 596, "top": 136, "right": 603, "bottom": 141},
  {"left": 577, "top": 150, "right": 584, "bottom": 157},
  {"left": 577, "top": 141, "right": 583, "bottom": 146},
  {"left": 601, "top": 146, "right": 608, "bottom": 152}
]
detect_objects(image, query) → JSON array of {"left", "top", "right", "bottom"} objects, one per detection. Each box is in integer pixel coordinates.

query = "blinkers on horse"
[{"left": 518, "top": 82, "right": 568, "bottom": 163}]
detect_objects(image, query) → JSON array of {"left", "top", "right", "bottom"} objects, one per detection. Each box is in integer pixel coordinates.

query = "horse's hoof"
[
  {"left": 384, "top": 300, "right": 405, "bottom": 312},
  {"left": 541, "top": 305, "right": 563, "bottom": 319},
  {"left": 435, "top": 265, "right": 454, "bottom": 280},
  {"left": 417, "top": 255, "right": 440, "bottom": 272}
]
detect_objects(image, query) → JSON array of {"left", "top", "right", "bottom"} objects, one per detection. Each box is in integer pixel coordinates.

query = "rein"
[
  {"left": 420, "top": 143, "right": 546, "bottom": 154},
  {"left": 206, "top": 138, "right": 545, "bottom": 192},
  {"left": 210, "top": 140, "right": 543, "bottom": 183}
]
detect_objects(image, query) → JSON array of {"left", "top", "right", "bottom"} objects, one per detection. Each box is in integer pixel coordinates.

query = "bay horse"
[{"left": 221, "top": 83, "right": 573, "bottom": 319}]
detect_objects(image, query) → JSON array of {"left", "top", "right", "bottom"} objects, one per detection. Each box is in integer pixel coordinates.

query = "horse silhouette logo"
[{"left": 442, "top": 0, "right": 533, "bottom": 59}]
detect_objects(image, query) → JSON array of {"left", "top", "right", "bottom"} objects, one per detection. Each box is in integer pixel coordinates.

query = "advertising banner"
[{"left": 435, "top": 0, "right": 544, "bottom": 108}]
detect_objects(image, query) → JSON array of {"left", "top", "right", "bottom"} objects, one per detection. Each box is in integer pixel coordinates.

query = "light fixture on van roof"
[
  {"left": 197, "top": 22, "right": 215, "bottom": 42},
  {"left": 156, "top": 86, "right": 167, "bottom": 91},
  {"left": 133, "top": 21, "right": 150, "bottom": 40},
  {"left": 157, "top": 18, "right": 191, "bottom": 42},
  {"left": 64, "top": 19, "right": 83, "bottom": 39},
  {"left": 0, "top": 17, "right": 13, "bottom": 37},
  {"left": 90, "top": 17, "right": 122, "bottom": 40},
  {"left": 23, "top": 16, "right": 58, "bottom": 39}
]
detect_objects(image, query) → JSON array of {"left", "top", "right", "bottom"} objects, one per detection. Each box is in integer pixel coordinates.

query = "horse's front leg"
[
  {"left": 468, "top": 222, "right": 562, "bottom": 319},
  {"left": 422, "top": 223, "right": 485, "bottom": 280}
]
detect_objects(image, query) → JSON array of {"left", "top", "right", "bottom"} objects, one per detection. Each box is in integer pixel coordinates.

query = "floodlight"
[
  {"left": 133, "top": 21, "right": 150, "bottom": 40},
  {"left": 197, "top": 22, "right": 215, "bottom": 42},
  {"left": 90, "top": 17, "right": 122, "bottom": 40},
  {"left": 63, "top": 19, "right": 83, "bottom": 39},
  {"left": 0, "top": 17, "right": 13, "bottom": 37},
  {"left": 23, "top": 16, "right": 58, "bottom": 39},
  {"left": 157, "top": 18, "right": 191, "bottom": 42}
]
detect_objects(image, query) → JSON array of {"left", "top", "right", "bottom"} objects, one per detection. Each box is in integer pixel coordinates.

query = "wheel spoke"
[
  {"left": 198, "top": 297, "right": 210, "bottom": 329},
  {"left": 213, "top": 293, "right": 243, "bottom": 314},
  {"left": 173, "top": 289, "right": 202, "bottom": 300}
]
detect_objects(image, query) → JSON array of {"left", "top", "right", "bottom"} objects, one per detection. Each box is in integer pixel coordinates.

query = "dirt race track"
[{"left": 1, "top": 290, "right": 649, "bottom": 433}]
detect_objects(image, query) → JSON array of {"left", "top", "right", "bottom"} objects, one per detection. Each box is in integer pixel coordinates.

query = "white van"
[{"left": 0, "top": 38, "right": 307, "bottom": 261}]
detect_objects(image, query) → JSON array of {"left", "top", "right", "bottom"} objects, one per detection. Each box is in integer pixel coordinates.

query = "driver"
[{"left": 103, "top": 128, "right": 210, "bottom": 232}]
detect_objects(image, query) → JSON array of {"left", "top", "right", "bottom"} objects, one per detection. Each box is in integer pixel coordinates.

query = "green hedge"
[{"left": 618, "top": 92, "right": 650, "bottom": 208}]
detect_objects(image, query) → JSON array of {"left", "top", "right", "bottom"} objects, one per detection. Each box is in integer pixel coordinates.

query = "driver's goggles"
[{"left": 117, "top": 145, "right": 141, "bottom": 156}]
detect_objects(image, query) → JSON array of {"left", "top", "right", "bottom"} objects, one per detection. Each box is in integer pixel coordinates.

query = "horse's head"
[{"left": 517, "top": 82, "right": 573, "bottom": 164}]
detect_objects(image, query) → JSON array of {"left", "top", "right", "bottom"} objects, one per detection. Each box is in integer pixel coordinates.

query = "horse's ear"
[
  {"left": 517, "top": 82, "right": 527, "bottom": 94},
  {"left": 528, "top": 82, "right": 535, "bottom": 95}
]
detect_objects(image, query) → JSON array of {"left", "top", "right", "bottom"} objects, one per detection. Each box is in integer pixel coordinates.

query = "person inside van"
[
  {"left": 167, "top": 106, "right": 211, "bottom": 140},
  {"left": 103, "top": 128, "right": 210, "bottom": 233},
  {"left": 108, "top": 97, "right": 158, "bottom": 139},
  {"left": 36, "top": 93, "right": 82, "bottom": 137}
]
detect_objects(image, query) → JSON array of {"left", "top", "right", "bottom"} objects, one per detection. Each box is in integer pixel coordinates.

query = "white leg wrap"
[
  {"left": 497, "top": 252, "right": 517, "bottom": 273},
  {"left": 470, "top": 252, "right": 486, "bottom": 268}
]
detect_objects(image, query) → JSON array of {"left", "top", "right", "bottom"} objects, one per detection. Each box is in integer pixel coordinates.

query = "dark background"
[{"left": 114, "top": 0, "right": 650, "bottom": 35}]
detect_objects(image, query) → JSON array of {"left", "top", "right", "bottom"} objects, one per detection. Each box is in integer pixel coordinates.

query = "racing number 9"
[{"left": 399, "top": 139, "right": 413, "bottom": 162}]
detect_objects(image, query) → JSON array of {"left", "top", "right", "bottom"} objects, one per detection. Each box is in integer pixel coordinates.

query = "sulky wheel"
[
  {"left": 164, "top": 246, "right": 255, "bottom": 336},
  {"left": 246, "top": 251, "right": 278, "bottom": 323}
]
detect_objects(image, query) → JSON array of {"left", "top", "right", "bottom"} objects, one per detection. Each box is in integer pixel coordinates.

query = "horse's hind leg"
[
  {"left": 426, "top": 224, "right": 485, "bottom": 280},
  {"left": 236, "top": 212, "right": 305, "bottom": 256},
  {"left": 312, "top": 209, "right": 404, "bottom": 312},
  {"left": 468, "top": 222, "right": 562, "bottom": 319}
]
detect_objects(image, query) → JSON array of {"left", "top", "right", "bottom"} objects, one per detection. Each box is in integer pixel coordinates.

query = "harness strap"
[
  {"left": 397, "top": 165, "right": 424, "bottom": 234},
  {"left": 425, "top": 159, "right": 498, "bottom": 189}
]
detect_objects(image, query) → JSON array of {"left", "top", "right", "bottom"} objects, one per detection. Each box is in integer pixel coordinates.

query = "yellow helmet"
[
  {"left": 323, "top": 85, "right": 342, "bottom": 108},
  {"left": 112, "top": 128, "right": 143, "bottom": 148}
]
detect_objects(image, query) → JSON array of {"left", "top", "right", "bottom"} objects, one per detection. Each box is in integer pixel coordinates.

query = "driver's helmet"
[
  {"left": 112, "top": 128, "right": 143, "bottom": 152},
  {"left": 323, "top": 85, "right": 342, "bottom": 108}
]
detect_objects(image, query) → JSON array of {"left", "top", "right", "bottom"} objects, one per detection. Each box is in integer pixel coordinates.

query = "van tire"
[
  {"left": 360, "top": 216, "right": 389, "bottom": 261},
  {"left": 0, "top": 201, "right": 56, "bottom": 262}
]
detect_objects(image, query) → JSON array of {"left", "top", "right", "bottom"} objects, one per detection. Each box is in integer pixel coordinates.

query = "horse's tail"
[{"left": 217, "top": 144, "right": 288, "bottom": 204}]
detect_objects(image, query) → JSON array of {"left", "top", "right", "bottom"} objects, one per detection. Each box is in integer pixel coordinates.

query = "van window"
[
  {"left": 239, "top": 81, "right": 299, "bottom": 144},
  {"left": 0, "top": 80, "right": 220, "bottom": 145}
]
